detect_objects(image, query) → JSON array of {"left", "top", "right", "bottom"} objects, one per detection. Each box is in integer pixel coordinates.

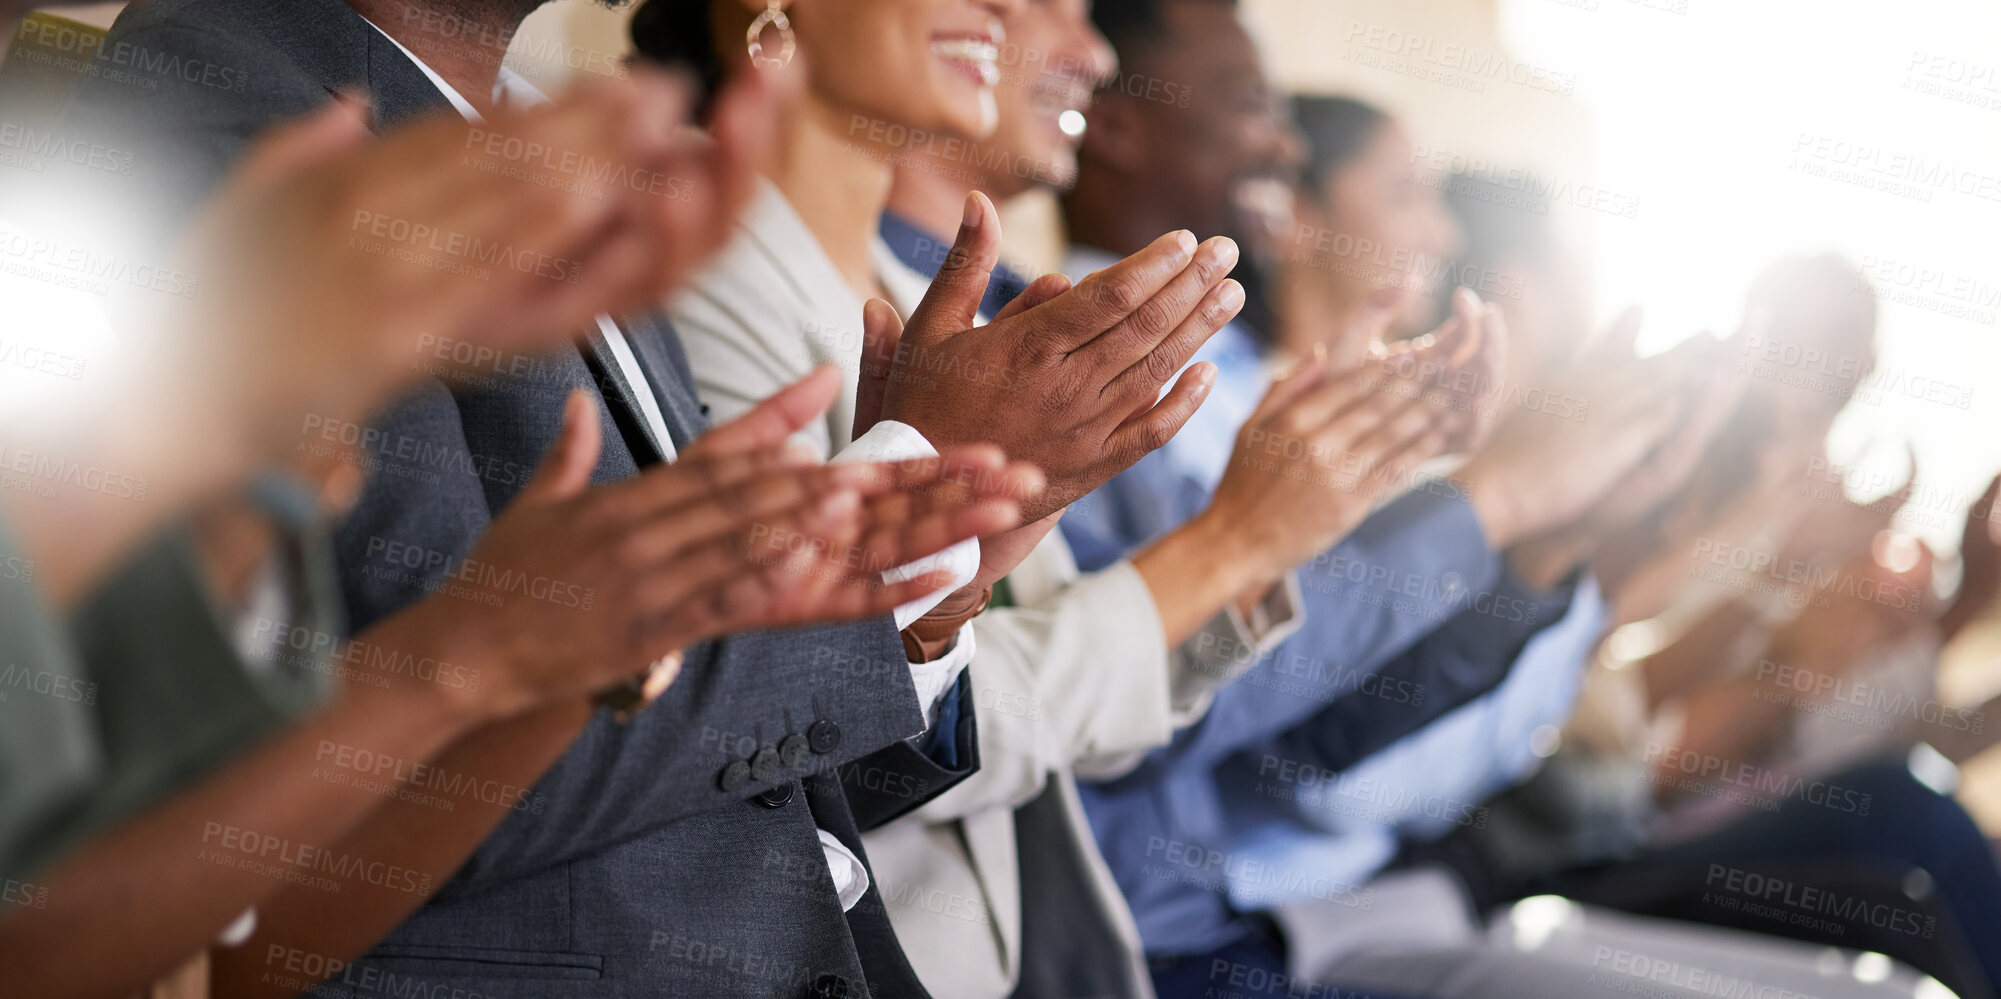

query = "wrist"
[
  {"left": 1457, "top": 456, "right": 1525, "bottom": 549},
  {"left": 929, "top": 583, "right": 990, "bottom": 619},
  {"left": 1508, "top": 532, "right": 1590, "bottom": 592},
  {"left": 356, "top": 602, "right": 507, "bottom": 731},
  {"left": 904, "top": 584, "right": 991, "bottom": 662},
  {"left": 1134, "top": 510, "right": 1275, "bottom": 648},
  {"left": 1185, "top": 507, "right": 1282, "bottom": 593}
]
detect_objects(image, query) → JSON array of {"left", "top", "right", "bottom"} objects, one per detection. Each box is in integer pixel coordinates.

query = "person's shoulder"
[
  {"left": 93, "top": 0, "right": 285, "bottom": 67},
  {"left": 674, "top": 183, "right": 840, "bottom": 354},
  {"left": 69, "top": 0, "right": 326, "bottom": 134}
]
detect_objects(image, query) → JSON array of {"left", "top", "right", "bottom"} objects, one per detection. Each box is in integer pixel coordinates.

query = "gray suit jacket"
[{"left": 58, "top": 1, "right": 974, "bottom": 994}]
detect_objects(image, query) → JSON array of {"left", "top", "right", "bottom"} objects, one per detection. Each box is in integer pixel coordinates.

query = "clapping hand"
[
  {"left": 397, "top": 368, "right": 1039, "bottom": 722},
  {"left": 856, "top": 192, "right": 1242, "bottom": 524}
]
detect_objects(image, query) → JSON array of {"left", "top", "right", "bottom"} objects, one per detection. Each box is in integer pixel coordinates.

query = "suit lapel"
[
  {"left": 619, "top": 312, "right": 709, "bottom": 451},
  {"left": 578, "top": 323, "right": 671, "bottom": 467},
  {"left": 358, "top": 24, "right": 457, "bottom": 129}
]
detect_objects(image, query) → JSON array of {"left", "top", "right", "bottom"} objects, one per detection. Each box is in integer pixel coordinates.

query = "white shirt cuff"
[
  {"left": 817, "top": 829, "right": 871, "bottom": 912},
  {"left": 1227, "top": 569, "right": 1306, "bottom": 654},
  {"left": 1170, "top": 571, "right": 1307, "bottom": 721},
  {"left": 828, "top": 420, "right": 982, "bottom": 629}
]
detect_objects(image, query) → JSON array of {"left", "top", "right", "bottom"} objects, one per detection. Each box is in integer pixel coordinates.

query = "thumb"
[
  {"left": 519, "top": 390, "right": 603, "bottom": 505},
  {"left": 853, "top": 298, "right": 904, "bottom": 440},
  {"left": 901, "top": 190, "right": 1002, "bottom": 345}
]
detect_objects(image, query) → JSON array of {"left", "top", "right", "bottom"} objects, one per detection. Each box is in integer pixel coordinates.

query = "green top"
[
  {"left": 2, "top": 488, "right": 342, "bottom": 880},
  {"left": 0, "top": 517, "right": 102, "bottom": 884}
]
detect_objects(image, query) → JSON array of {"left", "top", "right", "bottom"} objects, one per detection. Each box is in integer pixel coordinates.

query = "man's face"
[
  {"left": 1117, "top": 1, "right": 1301, "bottom": 241},
  {"left": 983, "top": 0, "right": 1115, "bottom": 194}
]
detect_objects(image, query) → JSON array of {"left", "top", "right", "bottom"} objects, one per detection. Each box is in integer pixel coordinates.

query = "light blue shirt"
[
  {"left": 1058, "top": 246, "right": 1588, "bottom": 955},
  {"left": 1217, "top": 576, "right": 1606, "bottom": 911}
]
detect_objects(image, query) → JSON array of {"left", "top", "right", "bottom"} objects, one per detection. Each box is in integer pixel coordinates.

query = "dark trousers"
[
  {"left": 1147, "top": 917, "right": 1431, "bottom": 999},
  {"left": 1413, "top": 756, "right": 2001, "bottom": 999}
]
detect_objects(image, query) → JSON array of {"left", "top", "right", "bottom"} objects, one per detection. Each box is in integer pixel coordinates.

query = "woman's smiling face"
[{"left": 788, "top": 0, "right": 1019, "bottom": 144}]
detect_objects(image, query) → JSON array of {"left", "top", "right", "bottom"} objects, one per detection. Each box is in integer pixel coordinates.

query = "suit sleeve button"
[
  {"left": 756, "top": 782, "right": 795, "bottom": 809},
  {"left": 750, "top": 746, "right": 781, "bottom": 782},
  {"left": 718, "top": 761, "right": 752, "bottom": 793},
  {"left": 779, "top": 734, "right": 810, "bottom": 768},
  {"left": 807, "top": 719, "right": 841, "bottom": 754}
]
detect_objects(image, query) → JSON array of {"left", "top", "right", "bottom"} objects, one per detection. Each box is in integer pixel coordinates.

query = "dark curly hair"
[{"left": 628, "top": 0, "right": 728, "bottom": 112}]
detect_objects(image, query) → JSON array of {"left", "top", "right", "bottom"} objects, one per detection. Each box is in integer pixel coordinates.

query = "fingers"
[
  {"left": 459, "top": 71, "right": 763, "bottom": 349},
  {"left": 990, "top": 272, "right": 1071, "bottom": 324},
  {"left": 1315, "top": 389, "right": 1435, "bottom": 475},
  {"left": 1272, "top": 352, "right": 1409, "bottom": 435},
  {"left": 617, "top": 466, "right": 867, "bottom": 567},
  {"left": 1243, "top": 346, "right": 1331, "bottom": 428},
  {"left": 628, "top": 486, "right": 873, "bottom": 645},
  {"left": 1098, "top": 274, "right": 1244, "bottom": 410},
  {"left": 501, "top": 217, "right": 657, "bottom": 337},
  {"left": 689, "top": 61, "right": 786, "bottom": 242},
  {"left": 637, "top": 65, "right": 782, "bottom": 292},
  {"left": 607, "top": 440, "right": 848, "bottom": 533},
  {"left": 1286, "top": 369, "right": 1383, "bottom": 439},
  {"left": 1339, "top": 404, "right": 1450, "bottom": 494},
  {"left": 689, "top": 366, "right": 844, "bottom": 457},
  {"left": 1105, "top": 362, "right": 1217, "bottom": 474},
  {"left": 866, "top": 446, "right": 1045, "bottom": 504},
  {"left": 516, "top": 390, "right": 604, "bottom": 506},
  {"left": 1081, "top": 236, "right": 1240, "bottom": 374},
  {"left": 853, "top": 299, "right": 904, "bottom": 439},
  {"left": 638, "top": 465, "right": 1013, "bottom": 649},
  {"left": 1027, "top": 229, "right": 1197, "bottom": 353},
  {"left": 852, "top": 479, "right": 1027, "bottom": 568},
  {"left": 899, "top": 191, "right": 1003, "bottom": 346},
  {"left": 616, "top": 443, "right": 1036, "bottom": 568}
]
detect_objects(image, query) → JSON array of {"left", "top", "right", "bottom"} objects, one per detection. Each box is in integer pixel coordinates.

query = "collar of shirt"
[{"left": 357, "top": 18, "right": 678, "bottom": 461}]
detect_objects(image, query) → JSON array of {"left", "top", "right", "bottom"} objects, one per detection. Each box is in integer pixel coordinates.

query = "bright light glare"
[{"left": 1498, "top": 0, "right": 2001, "bottom": 552}]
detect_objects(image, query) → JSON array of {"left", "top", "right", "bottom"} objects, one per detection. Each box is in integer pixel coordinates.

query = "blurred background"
[{"left": 44, "top": 0, "right": 2001, "bottom": 822}]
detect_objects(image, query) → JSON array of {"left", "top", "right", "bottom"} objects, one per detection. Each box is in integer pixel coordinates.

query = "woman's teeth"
[{"left": 933, "top": 38, "right": 1000, "bottom": 86}]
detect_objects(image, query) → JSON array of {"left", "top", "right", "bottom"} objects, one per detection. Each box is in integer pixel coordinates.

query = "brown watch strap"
[{"left": 900, "top": 585, "right": 993, "bottom": 663}]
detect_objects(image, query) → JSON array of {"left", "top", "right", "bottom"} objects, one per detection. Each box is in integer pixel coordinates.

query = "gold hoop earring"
[{"left": 746, "top": 1, "right": 796, "bottom": 70}]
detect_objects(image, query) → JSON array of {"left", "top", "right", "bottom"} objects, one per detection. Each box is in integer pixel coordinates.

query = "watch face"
[
  {"left": 598, "top": 650, "right": 684, "bottom": 722},
  {"left": 642, "top": 650, "right": 685, "bottom": 703}
]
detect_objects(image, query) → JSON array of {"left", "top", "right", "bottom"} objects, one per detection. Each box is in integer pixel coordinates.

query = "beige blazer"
[{"left": 671, "top": 181, "right": 1297, "bottom": 999}]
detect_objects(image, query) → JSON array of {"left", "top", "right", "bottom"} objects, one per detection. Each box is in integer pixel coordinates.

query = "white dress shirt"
[{"left": 360, "top": 25, "right": 979, "bottom": 909}]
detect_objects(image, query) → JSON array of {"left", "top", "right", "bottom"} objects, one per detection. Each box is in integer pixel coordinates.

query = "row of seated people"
[{"left": 0, "top": 0, "right": 1996, "bottom": 997}]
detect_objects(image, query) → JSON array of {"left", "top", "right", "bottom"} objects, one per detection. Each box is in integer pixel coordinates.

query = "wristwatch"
[{"left": 901, "top": 585, "right": 993, "bottom": 662}]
